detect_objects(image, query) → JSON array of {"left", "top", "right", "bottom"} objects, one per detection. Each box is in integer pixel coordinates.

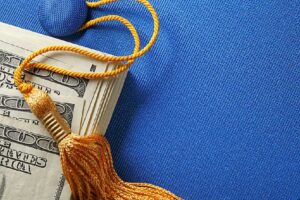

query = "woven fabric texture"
[{"left": 0, "top": 0, "right": 299, "bottom": 199}]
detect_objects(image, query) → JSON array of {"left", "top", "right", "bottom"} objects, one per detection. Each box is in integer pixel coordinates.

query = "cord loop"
[{"left": 14, "top": 0, "right": 159, "bottom": 94}]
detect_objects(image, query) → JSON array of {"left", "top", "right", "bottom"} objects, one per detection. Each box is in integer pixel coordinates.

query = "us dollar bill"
[
  {"left": 0, "top": 22, "right": 127, "bottom": 136},
  {"left": 0, "top": 22, "right": 116, "bottom": 135},
  {"left": 0, "top": 49, "right": 89, "bottom": 97},
  {"left": 0, "top": 89, "right": 84, "bottom": 133},
  {"left": 0, "top": 116, "right": 72, "bottom": 200},
  {"left": 0, "top": 89, "right": 84, "bottom": 200}
]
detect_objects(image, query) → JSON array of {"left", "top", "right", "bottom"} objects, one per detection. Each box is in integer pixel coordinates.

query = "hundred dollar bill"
[
  {"left": 0, "top": 116, "right": 72, "bottom": 200},
  {"left": 0, "top": 22, "right": 126, "bottom": 135},
  {"left": 0, "top": 173, "right": 4, "bottom": 198},
  {"left": 0, "top": 89, "right": 84, "bottom": 133}
]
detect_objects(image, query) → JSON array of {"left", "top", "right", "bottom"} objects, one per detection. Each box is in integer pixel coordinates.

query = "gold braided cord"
[
  {"left": 14, "top": 0, "right": 159, "bottom": 94},
  {"left": 22, "top": 15, "right": 140, "bottom": 79},
  {"left": 86, "top": 0, "right": 118, "bottom": 8}
]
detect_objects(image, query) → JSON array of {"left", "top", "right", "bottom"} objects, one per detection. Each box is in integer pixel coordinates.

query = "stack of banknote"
[{"left": 0, "top": 22, "right": 127, "bottom": 199}]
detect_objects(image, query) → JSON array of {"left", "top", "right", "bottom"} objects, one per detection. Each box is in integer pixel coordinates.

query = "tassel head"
[{"left": 24, "top": 87, "right": 71, "bottom": 143}]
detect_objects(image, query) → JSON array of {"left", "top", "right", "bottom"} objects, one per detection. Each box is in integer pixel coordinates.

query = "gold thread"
[
  {"left": 24, "top": 88, "right": 71, "bottom": 143},
  {"left": 42, "top": 112, "right": 71, "bottom": 144}
]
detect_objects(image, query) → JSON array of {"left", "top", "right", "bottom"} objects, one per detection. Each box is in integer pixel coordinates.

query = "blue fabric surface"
[
  {"left": 39, "top": 0, "right": 88, "bottom": 36},
  {"left": 1, "top": 0, "right": 300, "bottom": 199}
]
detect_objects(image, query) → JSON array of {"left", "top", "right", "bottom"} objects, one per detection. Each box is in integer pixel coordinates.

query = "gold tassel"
[
  {"left": 15, "top": 0, "right": 181, "bottom": 197},
  {"left": 24, "top": 87, "right": 181, "bottom": 200}
]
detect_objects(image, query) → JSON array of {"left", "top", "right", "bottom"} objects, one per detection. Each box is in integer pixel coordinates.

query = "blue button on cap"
[{"left": 39, "top": 0, "right": 88, "bottom": 37}]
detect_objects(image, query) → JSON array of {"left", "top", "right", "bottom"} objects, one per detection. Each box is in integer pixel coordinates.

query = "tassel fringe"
[{"left": 59, "top": 134, "right": 182, "bottom": 200}]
